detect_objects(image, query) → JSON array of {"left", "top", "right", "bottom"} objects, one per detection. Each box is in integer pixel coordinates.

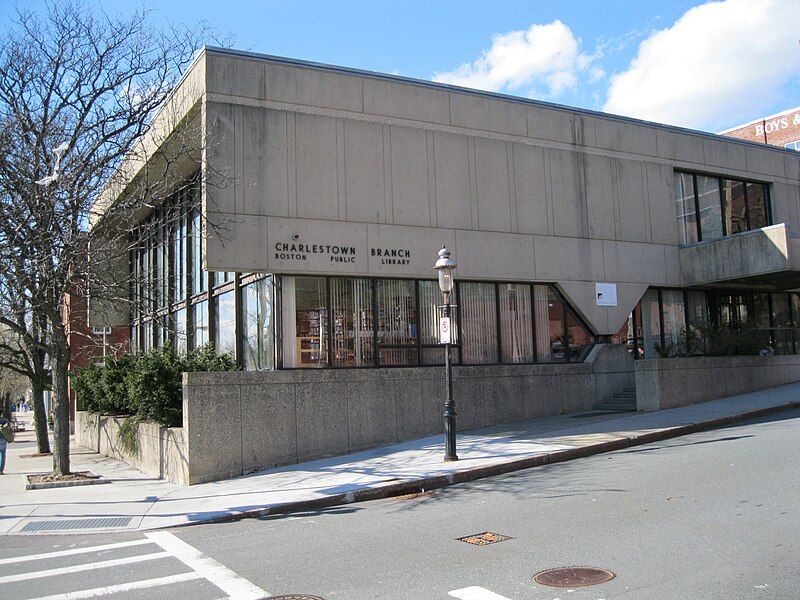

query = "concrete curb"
[{"left": 171, "top": 400, "right": 800, "bottom": 529}]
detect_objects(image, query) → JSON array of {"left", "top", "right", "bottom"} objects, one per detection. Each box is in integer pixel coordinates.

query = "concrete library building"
[{"left": 80, "top": 47, "right": 800, "bottom": 484}]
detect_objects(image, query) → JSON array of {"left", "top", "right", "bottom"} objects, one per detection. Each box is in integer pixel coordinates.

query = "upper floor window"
[
  {"left": 784, "top": 140, "right": 800, "bottom": 151},
  {"left": 674, "top": 171, "right": 770, "bottom": 244}
]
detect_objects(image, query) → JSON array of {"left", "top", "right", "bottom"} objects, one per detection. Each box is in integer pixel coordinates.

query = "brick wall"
[{"left": 722, "top": 107, "right": 800, "bottom": 149}]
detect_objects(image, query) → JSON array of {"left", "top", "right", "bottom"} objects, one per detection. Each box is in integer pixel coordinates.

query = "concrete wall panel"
[
  {"left": 343, "top": 119, "right": 386, "bottom": 223},
  {"left": 295, "top": 113, "right": 339, "bottom": 220},
  {"left": 242, "top": 107, "right": 289, "bottom": 216},
  {"left": 475, "top": 138, "right": 512, "bottom": 232},
  {"left": 390, "top": 126, "right": 431, "bottom": 226},
  {"left": 533, "top": 235, "right": 604, "bottom": 282},
  {"left": 513, "top": 143, "right": 550, "bottom": 235},
  {"left": 263, "top": 62, "right": 363, "bottom": 112},
  {"left": 450, "top": 94, "right": 528, "bottom": 136},
  {"left": 206, "top": 53, "right": 265, "bottom": 99},
  {"left": 548, "top": 149, "right": 585, "bottom": 238},
  {"left": 433, "top": 131, "right": 473, "bottom": 229},
  {"left": 363, "top": 79, "right": 450, "bottom": 124},
  {"left": 672, "top": 133, "right": 705, "bottom": 166},
  {"left": 646, "top": 162, "right": 679, "bottom": 246},
  {"left": 456, "top": 230, "right": 535, "bottom": 280},
  {"left": 746, "top": 145, "right": 787, "bottom": 177},
  {"left": 526, "top": 105, "right": 575, "bottom": 144},
  {"left": 616, "top": 159, "right": 648, "bottom": 243},
  {"left": 584, "top": 154, "right": 616, "bottom": 239}
]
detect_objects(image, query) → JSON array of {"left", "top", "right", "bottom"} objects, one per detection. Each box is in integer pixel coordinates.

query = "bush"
[
  {"left": 71, "top": 362, "right": 103, "bottom": 412},
  {"left": 655, "top": 321, "right": 772, "bottom": 358},
  {"left": 71, "top": 343, "right": 239, "bottom": 427}
]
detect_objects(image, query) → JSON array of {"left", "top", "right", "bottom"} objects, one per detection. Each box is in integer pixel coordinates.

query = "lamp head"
[{"left": 434, "top": 246, "right": 456, "bottom": 294}]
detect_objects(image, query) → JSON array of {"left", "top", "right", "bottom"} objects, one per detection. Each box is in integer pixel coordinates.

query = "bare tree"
[{"left": 0, "top": 2, "right": 213, "bottom": 476}]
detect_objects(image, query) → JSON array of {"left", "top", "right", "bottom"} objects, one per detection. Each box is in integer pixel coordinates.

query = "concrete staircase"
[{"left": 594, "top": 385, "right": 638, "bottom": 412}]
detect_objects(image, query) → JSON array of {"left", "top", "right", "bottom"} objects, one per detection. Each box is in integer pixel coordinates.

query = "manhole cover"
[
  {"left": 533, "top": 567, "right": 615, "bottom": 587},
  {"left": 269, "top": 596, "right": 325, "bottom": 600},
  {"left": 457, "top": 532, "right": 513, "bottom": 546}
]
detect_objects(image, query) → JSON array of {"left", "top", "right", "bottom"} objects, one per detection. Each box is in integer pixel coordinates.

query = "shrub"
[
  {"left": 655, "top": 321, "right": 772, "bottom": 358},
  {"left": 71, "top": 362, "right": 103, "bottom": 412},
  {"left": 72, "top": 343, "right": 239, "bottom": 427}
]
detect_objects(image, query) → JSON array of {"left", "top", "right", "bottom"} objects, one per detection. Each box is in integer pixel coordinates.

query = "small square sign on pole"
[{"left": 439, "top": 316, "right": 452, "bottom": 344}]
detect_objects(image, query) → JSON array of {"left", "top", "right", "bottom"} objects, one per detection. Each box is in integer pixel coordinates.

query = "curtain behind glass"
[
  {"left": 460, "top": 282, "right": 498, "bottom": 364},
  {"left": 641, "top": 289, "right": 661, "bottom": 358},
  {"left": 331, "top": 278, "right": 374, "bottom": 367},
  {"left": 420, "top": 280, "right": 459, "bottom": 365},
  {"left": 660, "top": 289, "right": 685, "bottom": 347},
  {"left": 376, "top": 279, "right": 418, "bottom": 365},
  {"left": 499, "top": 284, "right": 533, "bottom": 363}
]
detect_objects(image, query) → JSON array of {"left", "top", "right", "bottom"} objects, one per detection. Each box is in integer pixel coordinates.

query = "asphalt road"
[{"left": 2, "top": 409, "right": 799, "bottom": 600}]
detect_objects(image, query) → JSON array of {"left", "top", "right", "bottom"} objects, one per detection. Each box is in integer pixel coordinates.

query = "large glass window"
[
  {"left": 675, "top": 171, "right": 770, "bottom": 244},
  {"left": 674, "top": 172, "right": 698, "bottom": 244},
  {"left": 173, "top": 210, "right": 187, "bottom": 301},
  {"left": 376, "top": 279, "right": 418, "bottom": 366},
  {"left": 281, "top": 276, "right": 329, "bottom": 368},
  {"left": 661, "top": 289, "right": 686, "bottom": 348},
  {"left": 174, "top": 308, "right": 188, "bottom": 354},
  {"left": 419, "top": 280, "right": 460, "bottom": 366},
  {"left": 241, "top": 276, "right": 274, "bottom": 370},
  {"left": 331, "top": 278, "right": 374, "bottom": 367},
  {"left": 214, "top": 291, "right": 236, "bottom": 357},
  {"left": 722, "top": 179, "right": 747, "bottom": 235},
  {"left": 191, "top": 210, "right": 205, "bottom": 296},
  {"left": 771, "top": 293, "right": 793, "bottom": 355},
  {"left": 696, "top": 175, "right": 724, "bottom": 241},
  {"left": 640, "top": 289, "right": 662, "bottom": 358},
  {"left": 460, "top": 282, "right": 498, "bottom": 364},
  {"left": 499, "top": 284, "right": 533, "bottom": 364},
  {"left": 745, "top": 182, "right": 769, "bottom": 229},
  {"left": 193, "top": 300, "right": 209, "bottom": 347},
  {"left": 533, "top": 285, "right": 564, "bottom": 363}
]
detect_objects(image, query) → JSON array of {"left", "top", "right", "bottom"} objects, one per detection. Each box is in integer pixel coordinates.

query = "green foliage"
[
  {"left": 655, "top": 321, "right": 772, "bottom": 358},
  {"left": 70, "top": 344, "right": 238, "bottom": 427},
  {"left": 71, "top": 362, "right": 103, "bottom": 412}
]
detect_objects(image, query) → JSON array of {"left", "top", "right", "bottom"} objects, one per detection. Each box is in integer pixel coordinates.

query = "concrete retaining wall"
[
  {"left": 75, "top": 411, "right": 188, "bottom": 484},
  {"left": 181, "top": 344, "right": 633, "bottom": 484},
  {"left": 635, "top": 354, "right": 800, "bottom": 411}
]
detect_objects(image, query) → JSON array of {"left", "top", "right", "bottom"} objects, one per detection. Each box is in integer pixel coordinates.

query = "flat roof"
[{"left": 204, "top": 45, "right": 800, "bottom": 158}]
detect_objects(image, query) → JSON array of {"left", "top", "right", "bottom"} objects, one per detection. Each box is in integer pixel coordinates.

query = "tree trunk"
[
  {"left": 1, "top": 391, "right": 10, "bottom": 420},
  {"left": 30, "top": 380, "right": 51, "bottom": 454},
  {"left": 50, "top": 340, "right": 71, "bottom": 475}
]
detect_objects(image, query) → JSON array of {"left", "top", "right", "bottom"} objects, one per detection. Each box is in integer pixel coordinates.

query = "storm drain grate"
[
  {"left": 21, "top": 517, "right": 133, "bottom": 532},
  {"left": 457, "top": 532, "right": 513, "bottom": 546},
  {"left": 269, "top": 596, "right": 326, "bottom": 600}
]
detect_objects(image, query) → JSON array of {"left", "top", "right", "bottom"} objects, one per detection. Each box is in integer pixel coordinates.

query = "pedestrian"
[{"left": 0, "top": 415, "right": 13, "bottom": 474}]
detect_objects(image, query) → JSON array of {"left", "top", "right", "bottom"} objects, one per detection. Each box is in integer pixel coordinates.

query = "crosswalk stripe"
[
  {"left": 0, "top": 551, "right": 170, "bottom": 584},
  {"left": 146, "top": 532, "right": 268, "bottom": 600},
  {"left": 0, "top": 539, "right": 154, "bottom": 565},
  {"left": 449, "top": 586, "right": 512, "bottom": 600},
  {"left": 28, "top": 572, "right": 204, "bottom": 599}
]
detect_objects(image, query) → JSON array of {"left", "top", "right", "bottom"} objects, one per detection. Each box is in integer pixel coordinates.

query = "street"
[{"left": 1, "top": 409, "right": 798, "bottom": 599}]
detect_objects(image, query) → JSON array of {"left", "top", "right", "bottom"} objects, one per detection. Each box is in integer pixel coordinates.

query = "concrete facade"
[
  {"left": 635, "top": 354, "right": 800, "bottom": 411},
  {"left": 187, "top": 49, "right": 800, "bottom": 335}
]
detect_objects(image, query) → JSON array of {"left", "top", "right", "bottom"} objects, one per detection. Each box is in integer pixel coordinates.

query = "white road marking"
[
  {"left": 0, "top": 539, "right": 154, "bottom": 565},
  {"left": 29, "top": 572, "right": 204, "bottom": 599},
  {"left": 449, "top": 586, "right": 512, "bottom": 600},
  {"left": 0, "top": 552, "right": 170, "bottom": 584},
  {"left": 146, "top": 531, "right": 268, "bottom": 599}
]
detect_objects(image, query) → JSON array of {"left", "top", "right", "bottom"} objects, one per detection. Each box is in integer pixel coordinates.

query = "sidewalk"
[{"left": 2, "top": 382, "right": 799, "bottom": 536}]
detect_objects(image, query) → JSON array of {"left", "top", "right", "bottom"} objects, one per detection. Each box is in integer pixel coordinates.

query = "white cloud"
[
  {"left": 603, "top": 0, "right": 800, "bottom": 130},
  {"left": 433, "top": 20, "right": 595, "bottom": 98}
]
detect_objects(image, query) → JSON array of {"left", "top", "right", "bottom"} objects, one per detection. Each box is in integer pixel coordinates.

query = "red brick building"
[
  {"left": 64, "top": 281, "right": 129, "bottom": 424},
  {"left": 720, "top": 106, "right": 800, "bottom": 150}
]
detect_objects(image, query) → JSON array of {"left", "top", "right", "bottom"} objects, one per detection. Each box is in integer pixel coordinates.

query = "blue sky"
[{"left": 1, "top": 0, "right": 797, "bottom": 132}]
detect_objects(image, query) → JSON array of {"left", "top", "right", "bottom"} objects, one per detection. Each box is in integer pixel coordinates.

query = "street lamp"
[{"left": 434, "top": 246, "right": 458, "bottom": 461}]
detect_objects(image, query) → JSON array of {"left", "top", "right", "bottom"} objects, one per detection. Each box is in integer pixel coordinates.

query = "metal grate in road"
[
  {"left": 457, "top": 532, "right": 513, "bottom": 546},
  {"left": 21, "top": 517, "right": 133, "bottom": 532}
]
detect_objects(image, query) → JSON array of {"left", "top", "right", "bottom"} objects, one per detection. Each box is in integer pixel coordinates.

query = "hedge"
[{"left": 71, "top": 344, "right": 239, "bottom": 427}]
